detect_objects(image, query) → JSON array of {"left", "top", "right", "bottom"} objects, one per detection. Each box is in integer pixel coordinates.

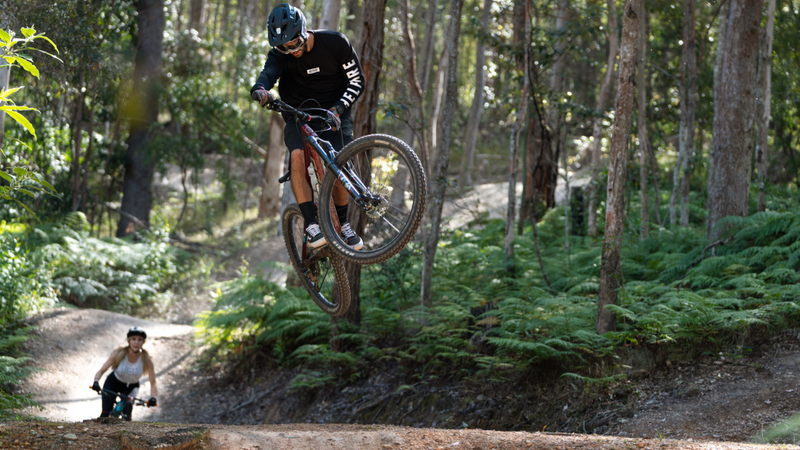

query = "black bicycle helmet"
[
  {"left": 267, "top": 3, "right": 308, "bottom": 47},
  {"left": 127, "top": 326, "right": 147, "bottom": 340}
]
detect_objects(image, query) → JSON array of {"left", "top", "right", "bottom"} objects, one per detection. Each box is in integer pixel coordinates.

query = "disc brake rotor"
[{"left": 365, "top": 183, "right": 389, "bottom": 219}]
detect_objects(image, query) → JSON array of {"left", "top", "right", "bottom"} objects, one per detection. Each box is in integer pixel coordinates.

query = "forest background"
[{"left": 1, "top": 0, "right": 800, "bottom": 434}]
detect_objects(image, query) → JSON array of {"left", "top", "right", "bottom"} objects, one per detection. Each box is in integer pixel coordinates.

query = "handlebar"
[
  {"left": 90, "top": 386, "right": 154, "bottom": 408},
  {"left": 262, "top": 98, "right": 338, "bottom": 130}
]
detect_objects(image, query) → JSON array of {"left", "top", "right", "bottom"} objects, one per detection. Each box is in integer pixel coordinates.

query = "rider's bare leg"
[
  {"left": 332, "top": 180, "right": 348, "bottom": 206},
  {"left": 290, "top": 149, "right": 312, "bottom": 204}
]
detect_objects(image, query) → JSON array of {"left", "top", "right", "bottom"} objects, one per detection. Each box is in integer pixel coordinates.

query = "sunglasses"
[{"left": 275, "top": 37, "right": 306, "bottom": 54}]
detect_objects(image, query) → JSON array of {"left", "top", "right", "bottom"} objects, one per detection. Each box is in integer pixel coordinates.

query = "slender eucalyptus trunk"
[
  {"left": 587, "top": 0, "right": 619, "bottom": 238},
  {"left": 71, "top": 73, "right": 86, "bottom": 212},
  {"left": 505, "top": 92, "right": 527, "bottom": 262},
  {"left": 546, "top": 0, "right": 568, "bottom": 194},
  {"left": 258, "top": 113, "right": 285, "bottom": 219},
  {"left": 597, "top": 0, "right": 640, "bottom": 335},
  {"left": 78, "top": 91, "right": 98, "bottom": 212},
  {"left": 189, "top": 0, "right": 206, "bottom": 35},
  {"left": 755, "top": 0, "right": 776, "bottom": 212},
  {"left": 709, "top": 0, "right": 730, "bottom": 192},
  {"left": 429, "top": 46, "right": 449, "bottom": 168},
  {"left": 706, "top": 0, "right": 764, "bottom": 240},
  {"left": 460, "top": 0, "right": 493, "bottom": 190},
  {"left": 637, "top": 0, "right": 649, "bottom": 238},
  {"left": 399, "top": 0, "right": 430, "bottom": 173},
  {"left": 334, "top": 0, "right": 387, "bottom": 329},
  {"left": 420, "top": 0, "right": 464, "bottom": 306},
  {"left": 320, "top": 0, "right": 342, "bottom": 31},
  {"left": 679, "top": 0, "right": 697, "bottom": 227}
]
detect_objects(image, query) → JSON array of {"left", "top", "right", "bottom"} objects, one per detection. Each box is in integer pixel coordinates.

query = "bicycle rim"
[
  {"left": 281, "top": 204, "right": 351, "bottom": 316},
  {"left": 319, "top": 134, "right": 427, "bottom": 264}
]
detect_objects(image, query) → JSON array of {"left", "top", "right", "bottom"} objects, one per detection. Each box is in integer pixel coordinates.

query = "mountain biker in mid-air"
[
  {"left": 251, "top": 3, "right": 365, "bottom": 251},
  {"left": 91, "top": 327, "right": 157, "bottom": 420}
]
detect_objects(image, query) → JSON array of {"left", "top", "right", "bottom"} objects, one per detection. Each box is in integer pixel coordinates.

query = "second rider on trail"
[{"left": 251, "top": 3, "right": 365, "bottom": 251}]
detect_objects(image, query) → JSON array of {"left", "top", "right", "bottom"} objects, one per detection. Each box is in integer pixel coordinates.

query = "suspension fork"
[{"left": 301, "top": 124, "right": 369, "bottom": 205}]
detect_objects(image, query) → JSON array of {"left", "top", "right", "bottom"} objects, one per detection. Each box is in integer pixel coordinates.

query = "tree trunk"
[
  {"left": 637, "top": 0, "right": 649, "bottom": 238},
  {"left": 220, "top": 0, "right": 232, "bottom": 39},
  {"left": 597, "top": 0, "right": 640, "bottom": 335},
  {"left": 520, "top": 103, "right": 555, "bottom": 225},
  {"left": 399, "top": 0, "right": 430, "bottom": 173},
  {"left": 428, "top": 46, "right": 449, "bottom": 168},
  {"left": 320, "top": 0, "right": 342, "bottom": 31},
  {"left": 345, "top": 0, "right": 363, "bottom": 44},
  {"left": 418, "top": 0, "right": 439, "bottom": 93},
  {"left": 755, "top": 0, "right": 776, "bottom": 212},
  {"left": 545, "top": 0, "right": 568, "bottom": 194},
  {"left": 706, "top": 0, "right": 763, "bottom": 241},
  {"left": 258, "top": 112, "right": 285, "bottom": 218},
  {"left": 420, "top": 0, "right": 464, "bottom": 306},
  {"left": 189, "top": 0, "right": 206, "bottom": 35},
  {"left": 78, "top": 92, "right": 98, "bottom": 212},
  {"left": 679, "top": 0, "right": 697, "bottom": 227},
  {"left": 460, "top": 0, "right": 493, "bottom": 190},
  {"left": 506, "top": 0, "right": 529, "bottom": 260},
  {"left": 117, "top": 0, "right": 165, "bottom": 238},
  {"left": 71, "top": 72, "right": 86, "bottom": 212},
  {"left": 505, "top": 92, "right": 527, "bottom": 261},
  {"left": 587, "top": 0, "right": 619, "bottom": 237},
  {"left": 337, "top": 0, "right": 387, "bottom": 327},
  {"left": 709, "top": 0, "right": 730, "bottom": 194}
]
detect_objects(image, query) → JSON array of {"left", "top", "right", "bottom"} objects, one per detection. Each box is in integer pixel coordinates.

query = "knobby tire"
[
  {"left": 281, "top": 204, "right": 351, "bottom": 316},
  {"left": 319, "top": 134, "right": 427, "bottom": 265}
]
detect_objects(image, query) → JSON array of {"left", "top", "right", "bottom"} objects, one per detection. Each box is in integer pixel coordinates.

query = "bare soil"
[
  {"left": 1, "top": 420, "right": 796, "bottom": 450},
  {"left": 11, "top": 308, "right": 800, "bottom": 450}
]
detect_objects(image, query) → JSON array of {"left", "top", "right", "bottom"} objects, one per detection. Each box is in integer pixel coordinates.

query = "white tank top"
[{"left": 114, "top": 353, "right": 144, "bottom": 385}]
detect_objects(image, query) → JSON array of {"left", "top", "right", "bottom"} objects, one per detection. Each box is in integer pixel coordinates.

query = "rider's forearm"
[
  {"left": 251, "top": 55, "right": 282, "bottom": 96},
  {"left": 94, "top": 369, "right": 104, "bottom": 382}
]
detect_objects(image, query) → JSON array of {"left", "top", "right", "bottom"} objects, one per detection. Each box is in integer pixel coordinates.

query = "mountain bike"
[
  {"left": 275, "top": 102, "right": 351, "bottom": 316},
  {"left": 269, "top": 99, "right": 427, "bottom": 267},
  {"left": 91, "top": 387, "right": 154, "bottom": 421}
]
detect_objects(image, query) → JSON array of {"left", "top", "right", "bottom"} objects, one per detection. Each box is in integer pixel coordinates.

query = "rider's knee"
[{"left": 290, "top": 149, "right": 304, "bottom": 166}]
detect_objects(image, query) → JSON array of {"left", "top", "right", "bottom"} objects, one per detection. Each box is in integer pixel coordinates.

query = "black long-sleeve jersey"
[{"left": 250, "top": 30, "right": 365, "bottom": 118}]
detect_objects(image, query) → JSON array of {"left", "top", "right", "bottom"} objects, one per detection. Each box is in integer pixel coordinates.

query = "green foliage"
[
  {"left": 23, "top": 216, "right": 186, "bottom": 313},
  {"left": 198, "top": 194, "right": 800, "bottom": 390},
  {"left": 0, "top": 26, "right": 59, "bottom": 140},
  {"left": 0, "top": 327, "right": 42, "bottom": 419}
]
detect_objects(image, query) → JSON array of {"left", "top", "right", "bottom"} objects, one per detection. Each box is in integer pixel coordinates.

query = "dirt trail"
[
  {"left": 14, "top": 309, "right": 800, "bottom": 450},
  {"left": 20, "top": 308, "right": 194, "bottom": 423}
]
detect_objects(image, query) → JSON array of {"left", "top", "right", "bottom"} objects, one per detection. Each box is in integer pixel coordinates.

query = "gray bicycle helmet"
[
  {"left": 127, "top": 326, "right": 147, "bottom": 340},
  {"left": 267, "top": 3, "right": 308, "bottom": 47}
]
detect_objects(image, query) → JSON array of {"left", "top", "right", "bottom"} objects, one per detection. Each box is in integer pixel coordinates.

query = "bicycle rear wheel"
[
  {"left": 319, "top": 134, "right": 427, "bottom": 265},
  {"left": 281, "top": 204, "right": 351, "bottom": 316}
]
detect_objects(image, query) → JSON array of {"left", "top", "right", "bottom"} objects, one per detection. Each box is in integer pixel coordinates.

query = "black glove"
[
  {"left": 92, "top": 381, "right": 101, "bottom": 392},
  {"left": 251, "top": 89, "right": 275, "bottom": 106},
  {"left": 147, "top": 397, "right": 157, "bottom": 407}
]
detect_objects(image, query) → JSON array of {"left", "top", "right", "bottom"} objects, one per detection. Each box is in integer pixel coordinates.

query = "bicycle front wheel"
[
  {"left": 319, "top": 134, "right": 427, "bottom": 265},
  {"left": 282, "top": 204, "right": 351, "bottom": 316}
]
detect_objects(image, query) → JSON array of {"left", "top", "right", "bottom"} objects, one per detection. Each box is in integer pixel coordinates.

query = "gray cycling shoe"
[
  {"left": 340, "top": 223, "right": 364, "bottom": 250},
  {"left": 305, "top": 223, "right": 327, "bottom": 249}
]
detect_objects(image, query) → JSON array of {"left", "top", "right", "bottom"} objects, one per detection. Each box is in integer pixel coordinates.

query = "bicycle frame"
[
  {"left": 295, "top": 116, "right": 381, "bottom": 216},
  {"left": 297, "top": 122, "right": 343, "bottom": 272}
]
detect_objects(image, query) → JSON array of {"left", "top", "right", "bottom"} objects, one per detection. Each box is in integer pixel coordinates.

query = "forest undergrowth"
[
  {"left": 195, "top": 186, "right": 800, "bottom": 411},
  {"left": 0, "top": 212, "right": 196, "bottom": 417}
]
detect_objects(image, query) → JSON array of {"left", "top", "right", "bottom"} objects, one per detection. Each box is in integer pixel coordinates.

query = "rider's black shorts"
[{"left": 283, "top": 114, "right": 354, "bottom": 155}]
